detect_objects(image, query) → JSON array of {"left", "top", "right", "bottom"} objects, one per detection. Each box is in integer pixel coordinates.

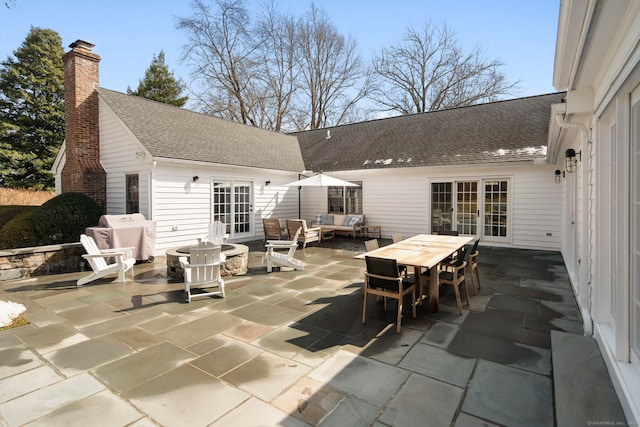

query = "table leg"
[
  {"left": 427, "top": 265, "right": 439, "bottom": 312},
  {"left": 414, "top": 266, "right": 424, "bottom": 305}
]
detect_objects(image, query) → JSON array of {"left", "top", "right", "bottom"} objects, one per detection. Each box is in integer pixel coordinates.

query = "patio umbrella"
[
  {"left": 285, "top": 172, "right": 359, "bottom": 188},
  {"left": 285, "top": 172, "right": 359, "bottom": 218}
]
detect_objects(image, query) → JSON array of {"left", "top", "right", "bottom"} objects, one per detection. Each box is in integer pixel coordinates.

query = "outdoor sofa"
[{"left": 312, "top": 213, "right": 364, "bottom": 238}]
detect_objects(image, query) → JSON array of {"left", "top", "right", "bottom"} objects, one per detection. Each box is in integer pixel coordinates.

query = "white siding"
[
  {"left": 151, "top": 161, "right": 299, "bottom": 253},
  {"left": 99, "top": 99, "right": 152, "bottom": 217},
  {"left": 300, "top": 163, "right": 562, "bottom": 250},
  {"left": 511, "top": 168, "right": 563, "bottom": 249}
]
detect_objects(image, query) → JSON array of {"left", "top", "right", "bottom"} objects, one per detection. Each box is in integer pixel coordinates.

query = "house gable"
[{"left": 97, "top": 88, "right": 305, "bottom": 173}]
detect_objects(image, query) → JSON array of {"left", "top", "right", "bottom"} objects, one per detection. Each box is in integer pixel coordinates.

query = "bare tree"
[
  {"left": 293, "top": 4, "right": 371, "bottom": 130},
  {"left": 253, "top": 1, "right": 298, "bottom": 132},
  {"left": 177, "top": 0, "right": 259, "bottom": 125},
  {"left": 371, "top": 21, "right": 519, "bottom": 115}
]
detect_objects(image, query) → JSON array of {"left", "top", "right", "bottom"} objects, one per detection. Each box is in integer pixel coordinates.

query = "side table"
[{"left": 360, "top": 225, "right": 382, "bottom": 239}]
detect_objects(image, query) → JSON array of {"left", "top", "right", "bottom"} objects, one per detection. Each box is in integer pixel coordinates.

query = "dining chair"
[
  {"left": 467, "top": 239, "right": 481, "bottom": 294},
  {"left": 364, "top": 239, "right": 379, "bottom": 251},
  {"left": 391, "top": 233, "right": 403, "bottom": 243},
  {"left": 437, "top": 245, "right": 470, "bottom": 315},
  {"left": 363, "top": 256, "right": 416, "bottom": 333}
]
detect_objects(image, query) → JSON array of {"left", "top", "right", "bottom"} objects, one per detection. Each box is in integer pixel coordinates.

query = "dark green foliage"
[
  {"left": 0, "top": 205, "right": 35, "bottom": 231},
  {"left": 32, "top": 192, "right": 102, "bottom": 244},
  {"left": 127, "top": 51, "right": 188, "bottom": 107},
  {"left": 0, "top": 27, "right": 65, "bottom": 190},
  {"left": 0, "top": 209, "right": 39, "bottom": 249}
]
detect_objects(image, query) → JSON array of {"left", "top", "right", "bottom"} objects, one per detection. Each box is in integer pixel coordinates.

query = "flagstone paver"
[{"left": 0, "top": 241, "right": 628, "bottom": 425}]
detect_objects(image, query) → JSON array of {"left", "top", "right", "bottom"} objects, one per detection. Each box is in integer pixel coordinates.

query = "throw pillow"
[
  {"left": 343, "top": 215, "right": 361, "bottom": 226},
  {"left": 320, "top": 214, "right": 334, "bottom": 225},
  {"left": 349, "top": 216, "right": 362, "bottom": 226}
]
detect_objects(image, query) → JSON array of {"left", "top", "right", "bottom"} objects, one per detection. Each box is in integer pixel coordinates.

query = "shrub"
[
  {"left": 0, "top": 206, "right": 36, "bottom": 231},
  {"left": 0, "top": 210, "right": 39, "bottom": 249},
  {"left": 32, "top": 192, "right": 103, "bottom": 244}
]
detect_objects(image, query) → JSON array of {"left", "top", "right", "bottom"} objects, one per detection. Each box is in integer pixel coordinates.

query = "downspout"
[{"left": 555, "top": 113, "right": 593, "bottom": 336}]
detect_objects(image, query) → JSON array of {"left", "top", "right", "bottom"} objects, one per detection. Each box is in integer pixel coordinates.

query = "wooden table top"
[{"left": 355, "top": 234, "right": 473, "bottom": 269}]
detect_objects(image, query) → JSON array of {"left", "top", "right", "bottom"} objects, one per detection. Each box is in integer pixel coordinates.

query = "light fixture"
[
  {"left": 555, "top": 169, "right": 562, "bottom": 184},
  {"left": 192, "top": 176, "right": 199, "bottom": 183},
  {"left": 565, "top": 148, "right": 581, "bottom": 173},
  {"left": 265, "top": 180, "right": 271, "bottom": 186}
]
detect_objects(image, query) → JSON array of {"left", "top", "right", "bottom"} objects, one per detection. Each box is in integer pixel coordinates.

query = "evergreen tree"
[
  {"left": 0, "top": 27, "right": 64, "bottom": 190},
  {"left": 127, "top": 51, "right": 188, "bottom": 107}
]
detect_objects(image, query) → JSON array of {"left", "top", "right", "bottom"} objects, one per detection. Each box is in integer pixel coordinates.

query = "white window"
[
  {"left": 125, "top": 174, "right": 139, "bottom": 214},
  {"left": 328, "top": 181, "right": 362, "bottom": 214}
]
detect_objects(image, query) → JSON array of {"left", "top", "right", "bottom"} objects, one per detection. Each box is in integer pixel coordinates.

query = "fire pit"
[{"left": 166, "top": 243, "right": 249, "bottom": 280}]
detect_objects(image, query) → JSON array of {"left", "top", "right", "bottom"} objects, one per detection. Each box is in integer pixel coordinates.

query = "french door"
[
  {"left": 431, "top": 179, "right": 510, "bottom": 242},
  {"left": 212, "top": 180, "right": 253, "bottom": 239}
]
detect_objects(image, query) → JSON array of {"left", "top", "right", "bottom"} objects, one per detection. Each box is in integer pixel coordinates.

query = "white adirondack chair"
[
  {"left": 78, "top": 234, "right": 136, "bottom": 286},
  {"left": 199, "top": 220, "right": 229, "bottom": 245},
  {"left": 179, "top": 241, "right": 225, "bottom": 302},
  {"left": 264, "top": 227, "right": 304, "bottom": 272}
]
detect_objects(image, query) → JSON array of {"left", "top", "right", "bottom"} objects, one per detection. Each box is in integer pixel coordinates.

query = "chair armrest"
[
  {"left": 307, "top": 227, "right": 322, "bottom": 232},
  {"left": 266, "top": 239, "right": 296, "bottom": 245},
  {"left": 83, "top": 252, "right": 126, "bottom": 259},
  {"left": 265, "top": 242, "right": 297, "bottom": 249},
  {"left": 100, "top": 247, "right": 135, "bottom": 258}
]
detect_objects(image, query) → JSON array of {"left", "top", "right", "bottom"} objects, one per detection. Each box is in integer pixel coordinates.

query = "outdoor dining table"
[{"left": 355, "top": 234, "right": 473, "bottom": 312}]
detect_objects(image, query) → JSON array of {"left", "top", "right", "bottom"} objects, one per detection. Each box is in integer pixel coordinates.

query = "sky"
[{"left": 0, "top": 0, "right": 561, "bottom": 107}]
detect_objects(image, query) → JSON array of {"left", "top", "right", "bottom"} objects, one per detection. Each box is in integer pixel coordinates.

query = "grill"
[{"left": 85, "top": 214, "right": 157, "bottom": 262}]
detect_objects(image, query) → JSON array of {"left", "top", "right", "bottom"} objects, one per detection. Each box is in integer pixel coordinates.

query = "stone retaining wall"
[{"left": 0, "top": 243, "right": 84, "bottom": 281}]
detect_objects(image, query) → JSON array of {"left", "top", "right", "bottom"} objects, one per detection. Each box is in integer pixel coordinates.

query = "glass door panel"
[
  {"left": 212, "top": 180, "right": 253, "bottom": 238},
  {"left": 233, "top": 182, "right": 252, "bottom": 236},
  {"left": 456, "top": 181, "right": 478, "bottom": 235},
  {"left": 431, "top": 182, "right": 453, "bottom": 232},
  {"left": 484, "top": 180, "right": 509, "bottom": 239}
]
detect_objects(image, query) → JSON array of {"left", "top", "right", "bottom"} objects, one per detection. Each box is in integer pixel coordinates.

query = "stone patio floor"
[{"left": 0, "top": 238, "right": 628, "bottom": 426}]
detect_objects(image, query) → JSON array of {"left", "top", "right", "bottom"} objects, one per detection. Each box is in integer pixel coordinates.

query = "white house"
[
  {"left": 549, "top": 0, "right": 640, "bottom": 422},
  {"left": 53, "top": 41, "right": 565, "bottom": 255}
]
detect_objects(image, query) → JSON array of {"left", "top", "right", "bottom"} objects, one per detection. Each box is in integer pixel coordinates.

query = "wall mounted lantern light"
[
  {"left": 555, "top": 169, "right": 562, "bottom": 184},
  {"left": 192, "top": 175, "right": 199, "bottom": 183},
  {"left": 265, "top": 180, "right": 271, "bottom": 186},
  {"left": 565, "top": 148, "right": 581, "bottom": 173}
]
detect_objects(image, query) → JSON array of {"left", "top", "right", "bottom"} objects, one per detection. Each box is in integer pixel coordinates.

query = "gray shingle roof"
[
  {"left": 293, "top": 92, "right": 566, "bottom": 172},
  {"left": 98, "top": 88, "right": 305, "bottom": 172}
]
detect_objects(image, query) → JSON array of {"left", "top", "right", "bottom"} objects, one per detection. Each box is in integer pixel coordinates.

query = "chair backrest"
[
  {"left": 365, "top": 256, "right": 401, "bottom": 291},
  {"left": 207, "top": 221, "right": 227, "bottom": 244},
  {"left": 285, "top": 228, "right": 302, "bottom": 257},
  {"left": 391, "top": 234, "right": 403, "bottom": 243},
  {"left": 469, "top": 239, "right": 480, "bottom": 256},
  {"left": 263, "top": 218, "right": 281, "bottom": 239},
  {"left": 189, "top": 241, "right": 221, "bottom": 283},
  {"left": 451, "top": 245, "right": 470, "bottom": 269},
  {"left": 80, "top": 234, "right": 108, "bottom": 271},
  {"left": 286, "top": 219, "right": 307, "bottom": 237},
  {"left": 364, "top": 239, "right": 379, "bottom": 251},
  {"left": 437, "top": 230, "right": 459, "bottom": 236}
]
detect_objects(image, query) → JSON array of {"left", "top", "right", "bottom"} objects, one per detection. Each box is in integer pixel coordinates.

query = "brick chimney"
[{"left": 61, "top": 40, "right": 106, "bottom": 211}]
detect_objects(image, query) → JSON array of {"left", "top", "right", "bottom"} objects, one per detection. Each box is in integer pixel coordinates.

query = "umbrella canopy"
[{"left": 285, "top": 173, "right": 359, "bottom": 187}]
